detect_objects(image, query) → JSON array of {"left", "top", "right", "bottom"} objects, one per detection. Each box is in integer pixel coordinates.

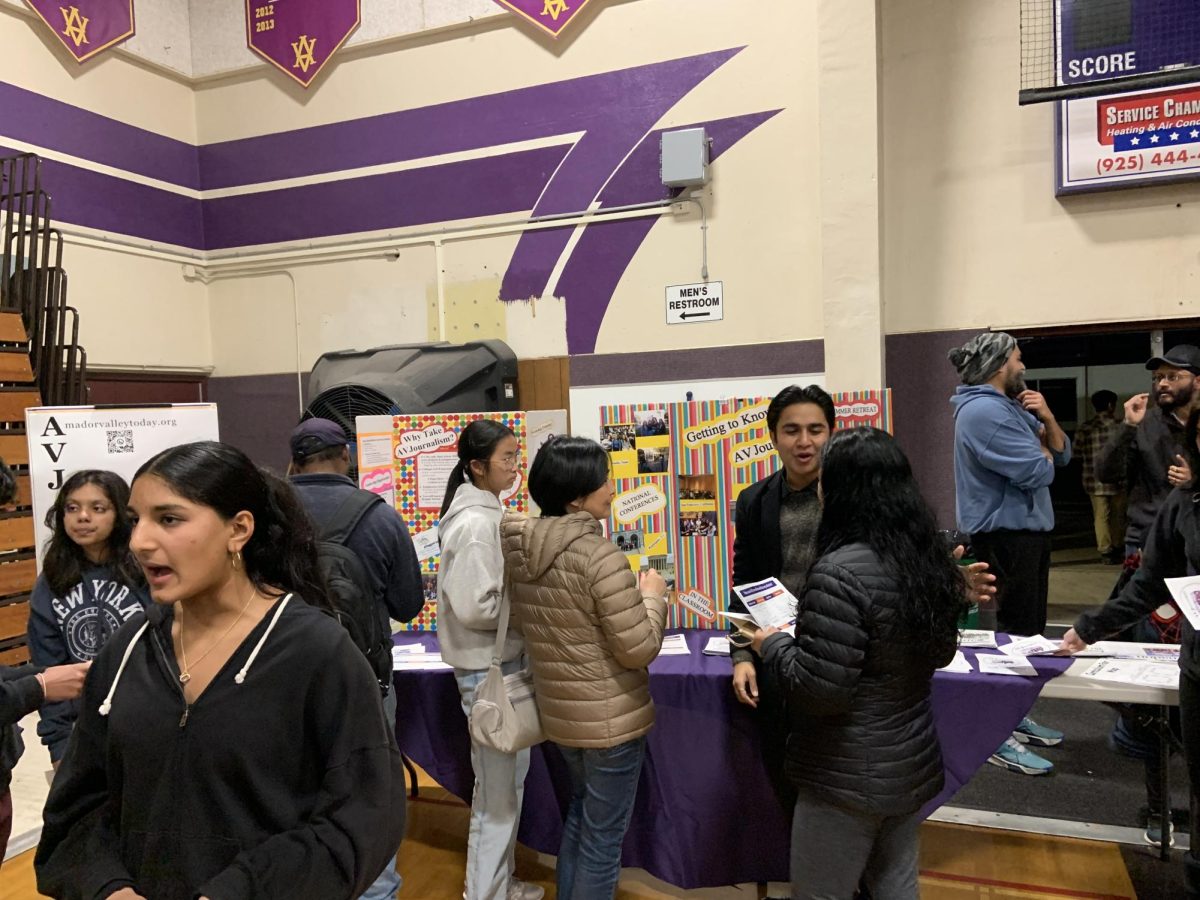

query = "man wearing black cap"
[
  {"left": 289, "top": 417, "right": 423, "bottom": 900},
  {"left": 1096, "top": 344, "right": 1200, "bottom": 558}
]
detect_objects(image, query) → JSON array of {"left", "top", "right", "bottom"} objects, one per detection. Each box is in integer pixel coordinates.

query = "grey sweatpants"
[{"left": 790, "top": 788, "right": 922, "bottom": 900}]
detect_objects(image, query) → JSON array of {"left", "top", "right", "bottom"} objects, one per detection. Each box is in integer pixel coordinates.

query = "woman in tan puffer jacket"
[{"left": 501, "top": 436, "right": 667, "bottom": 900}]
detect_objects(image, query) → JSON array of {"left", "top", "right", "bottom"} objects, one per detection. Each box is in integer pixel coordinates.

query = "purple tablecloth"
[{"left": 391, "top": 630, "right": 1071, "bottom": 889}]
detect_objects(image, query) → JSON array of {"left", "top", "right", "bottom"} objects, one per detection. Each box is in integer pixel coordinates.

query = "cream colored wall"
[
  {"left": 0, "top": 4, "right": 209, "bottom": 370},
  {"left": 200, "top": 0, "right": 822, "bottom": 372},
  {"left": 0, "top": 3, "right": 196, "bottom": 141},
  {"left": 881, "top": 0, "right": 1200, "bottom": 336}
]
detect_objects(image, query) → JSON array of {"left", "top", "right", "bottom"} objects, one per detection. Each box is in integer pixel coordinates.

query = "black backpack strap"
[{"left": 321, "top": 490, "right": 383, "bottom": 546}]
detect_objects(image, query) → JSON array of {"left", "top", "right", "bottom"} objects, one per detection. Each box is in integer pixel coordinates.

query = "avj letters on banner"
[
  {"left": 492, "top": 0, "right": 596, "bottom": 38},
  {"left": 246, "top": 0, "right": 360, "bottom": 88},
  {"left": 25, "top": 405, "right": 220, "bottom": 569},
  {"left": 23, "top": 0, "right": 134, "bottom": 62}
]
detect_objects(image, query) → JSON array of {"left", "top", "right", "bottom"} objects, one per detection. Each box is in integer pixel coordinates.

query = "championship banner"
[
  {"left": 25, "top": 404, "right": 221, "bottom": 569},
  {"left": 24, "top": 0, "right": 134, "bottom": 63},
  {"left": 1057, "top": 81, "right": 1200, "bottom": 194},
  {"left": 246, "top": 0, "right": 360, "bottom": 88},
  {"left": 492, "top": 0, "right": 596, "bottom": 38}
]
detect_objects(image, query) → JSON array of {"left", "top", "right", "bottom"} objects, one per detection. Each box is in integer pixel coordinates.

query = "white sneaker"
[{"left": 506, "top": 880, "right": 545, "bottom": 900}]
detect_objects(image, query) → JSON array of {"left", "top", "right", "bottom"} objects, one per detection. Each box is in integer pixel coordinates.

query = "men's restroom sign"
[
  {"left": 666, "top": 281, "right": 724, "bottom": 325},
  {"left": 24, "top": 0, "right": 134, "bottom": 62},
  {"left": 245, "top": 0, "right": 360, "bottom": 88}
]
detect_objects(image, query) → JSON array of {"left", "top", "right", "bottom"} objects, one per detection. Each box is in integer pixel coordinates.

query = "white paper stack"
[
  {"left": 703, "top": 636, "right": 731, "bottom": 656},
  {"left": 391, "top": 644, "right": 452, "bottom": 670},
  {"left": 937, "top": 650, "right": 972, "bottom": 674},
  {"left": 1000, "top": 635, "right": 1060, "bottom": 657},
  {"left": 1080, "top": 658, "right": 1180, "bottom": 690},
  {"left": 658, "top": 633, "right": 691, "bottom": 656},
  {"left": 977, "top": 654, "right": 1038, "bottom": 677},
  {"left": 958, "top": 630, "right": 998, "bottom": 649}
]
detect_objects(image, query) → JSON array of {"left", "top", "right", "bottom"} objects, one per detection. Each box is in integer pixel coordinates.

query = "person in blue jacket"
[
  {"left": 949, "top": 331, "right": 1071, "bottom": 776},
  {"left": 27, "top": 470, "right": 147, "bottom": 769}
]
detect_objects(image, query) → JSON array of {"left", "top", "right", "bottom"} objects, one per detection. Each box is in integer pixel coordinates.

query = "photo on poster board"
[
  {"left": 25, "top": 405, "right": 221, "bottom": 569},
  {"left": 356, "top": 409, "right": 568, "bottom": 631},
  {"left": 600, "top": 391, "right": 892, "bottom": 628}
]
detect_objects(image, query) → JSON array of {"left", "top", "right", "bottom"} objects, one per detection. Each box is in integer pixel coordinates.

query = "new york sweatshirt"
[{"left": 27, "top": 565, "right": 148, "bottom": 761}]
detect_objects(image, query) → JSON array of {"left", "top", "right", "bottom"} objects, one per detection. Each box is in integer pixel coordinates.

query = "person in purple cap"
[{"left": 288, "top": 418, "right": 424, "bottom": 900}]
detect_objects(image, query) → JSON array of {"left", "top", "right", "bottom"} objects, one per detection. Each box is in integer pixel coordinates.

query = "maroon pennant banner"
[
  {"left": 24, "top": 0, "right": 134, "bottom": 62},
  {"left": 493, "top": 0, "right": 596, "bottom": 38},
  {"left": 246, "top": 0, "right": 361, "bottom": 88}
]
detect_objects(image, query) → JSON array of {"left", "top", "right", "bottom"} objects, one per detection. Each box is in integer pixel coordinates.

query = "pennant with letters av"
[
  {"left": 24, "top": 0, "right": 134, "bottom": 62},
  {"left": 492, "top": 0, "right": 596, "bottom": 38},
  {"left": 246, "top": 0, "right": 360, "bottom": 88}
]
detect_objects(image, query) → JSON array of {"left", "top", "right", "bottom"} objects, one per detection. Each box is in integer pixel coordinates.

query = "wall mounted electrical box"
[{"left": 660, "top": 127, "right": 710, "bottom": 188}]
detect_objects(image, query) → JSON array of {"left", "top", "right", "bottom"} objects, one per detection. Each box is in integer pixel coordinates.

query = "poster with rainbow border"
[
  {"left": 600, "top": 390, "right": 892, "bottom": 629},
  {"left": 355, "top": 409, "right": 567, "bottom": 632}
]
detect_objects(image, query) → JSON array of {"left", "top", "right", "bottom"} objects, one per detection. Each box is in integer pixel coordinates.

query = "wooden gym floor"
[{"left": 0, "top": 766, "right": 1142, "bottom": 900}]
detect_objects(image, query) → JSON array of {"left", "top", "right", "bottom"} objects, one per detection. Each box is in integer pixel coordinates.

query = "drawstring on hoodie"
[
  {"left": 235, "top": 593, "right": 292, "bottom": 684},
  {"left": 98, "top": 621, "right": 150, "bottom": 716},
  {"left": 98, "top": 593, "right": 293, "bottom": 715}
]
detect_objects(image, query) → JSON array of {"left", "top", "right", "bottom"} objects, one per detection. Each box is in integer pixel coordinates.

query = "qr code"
[{"left": 106, "top": 430, "right": 134, "bottom": 454}]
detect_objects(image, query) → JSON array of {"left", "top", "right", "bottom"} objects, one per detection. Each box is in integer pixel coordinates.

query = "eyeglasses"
[
  {"left": 494, "top": 452, "right": 520, "bottom": 468},
  {"left": 1152, "top": 372, "right": 1193, "bottom": 385}
]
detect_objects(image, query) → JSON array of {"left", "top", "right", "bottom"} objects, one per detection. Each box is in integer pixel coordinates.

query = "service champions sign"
[{"left": 25, "top": 405, "right": 220, "bottom": 569}]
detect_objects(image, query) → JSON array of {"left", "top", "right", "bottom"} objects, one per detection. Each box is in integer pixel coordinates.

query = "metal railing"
[{"left": 0, "top": 153, "right": 87, "bottom": 405}]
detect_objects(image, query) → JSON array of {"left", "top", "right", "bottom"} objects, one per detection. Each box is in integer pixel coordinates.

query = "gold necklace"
[{"left": 177, "top": 586, "right": 257, "bottom": 685}]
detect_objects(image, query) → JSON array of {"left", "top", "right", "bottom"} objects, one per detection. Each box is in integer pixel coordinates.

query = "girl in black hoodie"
[{"left": 35, "top": 441, "right": 406, "bottom": 900}]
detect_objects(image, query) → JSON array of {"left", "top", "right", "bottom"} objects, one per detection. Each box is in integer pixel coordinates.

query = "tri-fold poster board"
[{"left": 359, "top": 390, "right": 890, "bottom": 633}]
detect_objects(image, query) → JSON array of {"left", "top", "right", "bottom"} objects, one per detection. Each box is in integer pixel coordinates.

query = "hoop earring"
[{"left": 231, "top": 549, "right": 243, "bottom": 571}]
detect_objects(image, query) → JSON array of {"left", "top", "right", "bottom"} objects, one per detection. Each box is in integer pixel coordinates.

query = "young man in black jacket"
[{"left": 728, "top": 386, "right": 835, "bottom": 800}]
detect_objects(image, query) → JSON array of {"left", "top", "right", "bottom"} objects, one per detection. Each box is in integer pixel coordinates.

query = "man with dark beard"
[
  {"left": 1096, "top": 344, "right": 1200, "bottom": 558},
  {"left": 950, "top": 332, "right": 1071, "bottom": 775}
]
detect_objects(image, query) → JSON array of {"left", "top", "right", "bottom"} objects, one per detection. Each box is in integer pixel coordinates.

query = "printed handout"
[
  {"left": 938, "top": 651, "right": 973, "bottom": 674},
  {"left": 730, "top": 578, "right": 799, "bottom": 632},
  {"left": 1080, "top": 658, "right": 1180, "bottom": 690},
  {"left": 658, "top": 633, "right": 691, "bottom": 656},
  {"left": 977, "top": 654, "right": 1038, "bottom": 677},
  {"left": 958, "top": 630, "right": 998, "bottom": 649},
  {"left": 1000, "top": 635, "right": 1061, "bottom": 657}
]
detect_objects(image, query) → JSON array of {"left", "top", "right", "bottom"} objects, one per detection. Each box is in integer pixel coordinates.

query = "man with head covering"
[{"left": 949, "top": 333, "right": 1071, "bottom": 776}]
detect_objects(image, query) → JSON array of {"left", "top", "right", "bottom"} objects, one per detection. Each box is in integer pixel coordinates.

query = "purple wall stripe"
[
  {"left": 555, "top": 110, "right": 781, "bottom": 353},
  {"left": 201, "top": 144, "right": 571, "bottom": 250},
  {"left": 197, "top": 49, "right": 742, "bottom": 191},
  {"left": 499, "top": 49, "right": 742, "bottom": 301},
  {"left": 570, "top": 339, "right": 825, "bottom": 386},
  {"left": 0, "top": 81, "right": 200, "bottom": 189},
  {"left": 0, "top": 144, "right": 204, "bottom": 248}
]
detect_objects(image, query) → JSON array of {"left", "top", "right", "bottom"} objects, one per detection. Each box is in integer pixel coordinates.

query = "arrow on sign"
[{"left": 680, "top": 311, "right": 711, "bottom": 320}]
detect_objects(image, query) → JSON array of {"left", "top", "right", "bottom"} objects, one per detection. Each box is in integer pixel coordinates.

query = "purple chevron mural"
[{"left": 0, "top": 48, "right": 784, "bottom": 354}]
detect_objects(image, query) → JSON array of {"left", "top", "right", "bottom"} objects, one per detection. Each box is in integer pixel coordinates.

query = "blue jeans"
[
  {"left": 360, "top": 687, "right": 402, "bottom": 900},
  {"left": 555, "top": 736, "right": 647, "bottom": 900},
  {"left": 456, "top": 662, "right": 532, "bottom": 900}
]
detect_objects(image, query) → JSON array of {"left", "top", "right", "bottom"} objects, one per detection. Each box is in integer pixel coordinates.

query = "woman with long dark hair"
[
  {"left": 438, "top": 420, "right": 542, "bottom": 900},
  {"left": 27, "top": 470, "right": 147, "bottom": 768},
  {"left": 1060, "top": 407, "right": 1200, "bottom": 897},
  {"left": 502, "top": 436, "right": 667, "bottom": 899},
  {"left": 36, "top": 441, "right": 405, "bottom": 900},
  {"left": 751, "top": 427, "right": 966, "bottom": 899}
]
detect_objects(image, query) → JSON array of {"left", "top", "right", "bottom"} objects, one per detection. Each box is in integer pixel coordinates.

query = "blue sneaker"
[
  {"left": 1145, "top": 814, "right": 1175, "bottom": 848},
  {"left": 1012, "top": 716, "right": 1064, "bottom": 747},
  {"left": 987, "top": 737, "right": 1055, "bottom": 775}
]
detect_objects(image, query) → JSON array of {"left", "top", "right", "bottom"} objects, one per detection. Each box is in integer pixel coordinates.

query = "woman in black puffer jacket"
[{"left": 752, "top": 427, "right": 967, "bottom": 900}]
